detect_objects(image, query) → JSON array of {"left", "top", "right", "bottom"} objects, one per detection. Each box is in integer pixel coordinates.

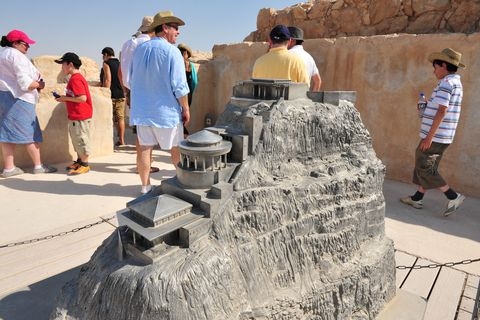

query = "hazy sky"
[{"left": 1, "top": 0, "right": 300, "bottom": 65}]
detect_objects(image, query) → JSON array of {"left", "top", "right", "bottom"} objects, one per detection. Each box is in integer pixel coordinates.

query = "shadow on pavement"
[
  {"left": 0, "top": 266, "right": 81, "bottom": 320},
  {"left": 383, "top": 179, "right": 480, "bottom": 245}
]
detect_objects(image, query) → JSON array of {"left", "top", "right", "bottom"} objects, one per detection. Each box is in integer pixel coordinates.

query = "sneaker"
[
  {"left": 1, "top": 167, "right": 24, "bottom": 178},
  {"left": 33, "top": 164, "right": 58, "bottom": 174},
  {"left": 68, "top": 165, "right": 90, "bottom": 175},
  {"left": 444, "top": 193, "right": 465, "bottom": 216},
  {"left": 400, "top": 196, "right": 423, "bottom": 209},
  {"left": 65, "top": 161, "right": 80, "bottom": 171},
  {"left": 141, "top": 185, "right": 152, "bottom": 194}
]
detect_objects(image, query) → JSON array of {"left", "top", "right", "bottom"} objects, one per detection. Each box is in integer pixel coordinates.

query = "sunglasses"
[{"left": 166, "top": 23, "right": 179, "bottom": 31}]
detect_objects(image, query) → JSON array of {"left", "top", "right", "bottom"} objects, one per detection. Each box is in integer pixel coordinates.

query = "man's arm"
[
  {"left": 420, "top": 105, "right": 447, "bottom": 151},
  {"left": 177, "top": 95, "right": 190, "bottom": 125},
  {"left": 310, "top": 73, "right": 322, "bottom": 92},
  {"left": 118, "top": 66, "right": 124, "bottom": 89},
  {"left": 102, "top": 62, "right": 111, "bottom": 88}
]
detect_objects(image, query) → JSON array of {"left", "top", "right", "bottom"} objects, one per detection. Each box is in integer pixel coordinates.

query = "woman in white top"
[{"left": 0, "top": 29, "right": 56, "bottom": 177}]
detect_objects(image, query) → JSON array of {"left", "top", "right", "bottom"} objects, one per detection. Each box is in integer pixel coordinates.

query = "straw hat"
[
  {"left": 178, "top": 43, "right": 192, "bottom": 58},
  {"left": 149, "top": 11, "right": 185, "bottom": 32},
  {"left": 428, "top": 48, "right": 466, "bottom": 68},
  {"left": 137, "top": 16, "right": 153, "bottom": 32}
]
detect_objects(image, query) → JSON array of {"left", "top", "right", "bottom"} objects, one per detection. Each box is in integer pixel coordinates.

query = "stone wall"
[
  {"left": 190, "top": 32, "right": 480, "bottom": 197},
  {"left": 0, "top": 56, "right": 113, "bottom": 169},
  {"left": 245, "top": 0, "right": 480, "bottom": 42}
]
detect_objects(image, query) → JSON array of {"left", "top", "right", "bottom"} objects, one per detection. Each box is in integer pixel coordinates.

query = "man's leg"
[
  {"left": 117, "top": 119, "right": 125, "bottom": 145},
  {"left": 138, "top": 144, "right": 154, "bottom": 190},
  {"left": 113, "top": 99, "right": 126, "bottom": 146},
  {"left": 170, "top": 146, "right": 180, "bottom": 168},
  {"left": 401, "top": 142, "right": 429, "bottom": 209},
  {"left": 134, "top": 129, "right": 159, "bottom": 174}
]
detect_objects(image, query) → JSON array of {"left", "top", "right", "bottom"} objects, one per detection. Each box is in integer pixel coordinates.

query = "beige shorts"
[
  {"left": 112, "top": 98, "right": 126, "bottom": 123},
  {"left": 136, "top": 124, "right": 183, "bottom": 150},
  {"left": 68, "top": 119, "right": 92, "bottom": 157}
]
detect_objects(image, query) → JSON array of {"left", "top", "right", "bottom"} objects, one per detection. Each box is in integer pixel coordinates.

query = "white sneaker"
[
  {"left": 141, "top": 185, "right": 152, "bottom": 194},
  {"left": 400, "top": 196, "right": 423, "bottom": 209},
  {"left": 444, "top": 193, "right": 465, "bottom": 216}
]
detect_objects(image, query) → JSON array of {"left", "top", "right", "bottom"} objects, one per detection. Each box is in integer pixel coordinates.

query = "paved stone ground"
[{"left": 0, "top": 139, "right": 479, "bottom": 319}]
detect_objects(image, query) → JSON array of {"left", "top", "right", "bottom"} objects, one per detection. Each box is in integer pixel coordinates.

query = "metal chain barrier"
[
  {"left": 0, "top": 215, "right": 115, "bottom": 249},
  {"left": 397, "top": 258, "right": 480, "bottom": 269},
  {"left": 3, "top": 223, "right": 480, "bottom": 271},
  {"left": 395, "top": 249, "right": 480, "bottom": 270}
]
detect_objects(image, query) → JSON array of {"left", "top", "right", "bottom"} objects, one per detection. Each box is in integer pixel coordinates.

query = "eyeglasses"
[
  {"left": 166, "top": 23, "right": 179, "bottom": 31},
  {"left": 18, "top": 41, "right": 30, "bottom": 49}
]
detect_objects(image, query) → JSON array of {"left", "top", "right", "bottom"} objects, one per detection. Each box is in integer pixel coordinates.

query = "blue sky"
[{"left": 1, "top": 0, "right": 300, "bottom": 65}]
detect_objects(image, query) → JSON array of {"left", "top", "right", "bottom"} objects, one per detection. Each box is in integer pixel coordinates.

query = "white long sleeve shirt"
[{"left": 0, "top": 47, "right": 40, "bottom": 104}]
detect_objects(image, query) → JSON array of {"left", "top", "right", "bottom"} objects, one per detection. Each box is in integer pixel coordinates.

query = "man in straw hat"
[
  {"left": 401, "top": 48, "right": 466, "bottom": 216},
  {"left": 129, "top": 11, "right": 190, "bottom": 195},
  {"left": 118, "top": 15, "right": 159, "bottom": 174}
]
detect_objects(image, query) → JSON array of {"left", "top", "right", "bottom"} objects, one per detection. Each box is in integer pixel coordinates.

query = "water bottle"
[{"left": 417, "top": 92, "right": 427, "bottom": 118}]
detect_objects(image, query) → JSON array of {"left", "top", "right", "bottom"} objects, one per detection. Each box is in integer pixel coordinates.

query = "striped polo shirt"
[{"left": 420, "top": 73, "right": 463, "bottom": 144}]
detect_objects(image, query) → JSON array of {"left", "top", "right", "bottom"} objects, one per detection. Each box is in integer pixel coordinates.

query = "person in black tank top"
[{"left": 101, "top": 47, "right": 126, "bottom": 146}]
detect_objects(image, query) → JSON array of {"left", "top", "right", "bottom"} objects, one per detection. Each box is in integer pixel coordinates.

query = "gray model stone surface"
[{"left": 50, "top": 81, "right": 396, "bottom": 320}]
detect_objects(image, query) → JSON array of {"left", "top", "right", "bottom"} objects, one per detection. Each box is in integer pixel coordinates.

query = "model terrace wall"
[{"left": 189, "top": 32, "right": 480, "bottom": 197}]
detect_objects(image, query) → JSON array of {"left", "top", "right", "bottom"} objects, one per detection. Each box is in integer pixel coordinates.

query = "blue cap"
[{"left": 270, "top": 25, "right": 291, "bottom": 41}]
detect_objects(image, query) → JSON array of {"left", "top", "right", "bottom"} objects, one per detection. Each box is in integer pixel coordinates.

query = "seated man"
[{"left": 252, "top": 25, "right": 309, "bottom": 85}]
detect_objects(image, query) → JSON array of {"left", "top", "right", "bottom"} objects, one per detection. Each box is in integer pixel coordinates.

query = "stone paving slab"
[
  {"left": 0, "top": 141, "right": 479, "bottom": 319},
  {"left": 383, "top": 180, "right": 480, "bottom": 276},
  {"left": 0, "top": 222, "right": 113, "bottom": 296},
  {"left": 0, "top": 146, "right": 175, "bottom": 244}
]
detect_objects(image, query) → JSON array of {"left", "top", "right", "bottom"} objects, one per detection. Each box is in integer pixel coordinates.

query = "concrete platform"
[{"left": 0, "top": 140, "right": 479, "bottom": 319}]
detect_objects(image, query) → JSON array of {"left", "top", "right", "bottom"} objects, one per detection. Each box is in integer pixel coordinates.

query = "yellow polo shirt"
[{"left": 252, "top": 47, "right": 309, "bottom": 84}]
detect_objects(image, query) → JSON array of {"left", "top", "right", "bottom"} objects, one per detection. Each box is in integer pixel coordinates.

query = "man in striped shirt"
[{"left": 401, "top": 48, "right": 466, "bottom": 216}]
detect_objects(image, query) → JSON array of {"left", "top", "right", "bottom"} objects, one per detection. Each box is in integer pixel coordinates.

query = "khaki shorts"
[
  {"left": 68, "top": 119, "right": 92, "bottom": 157},
  {"left": 412, "top": 141, "right": 449, "bottom": 189},
  {"left": 112, "top": 98, "right": 126, "bottom": 123}
]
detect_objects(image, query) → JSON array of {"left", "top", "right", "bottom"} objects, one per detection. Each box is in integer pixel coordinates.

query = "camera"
[{"left": 52, "top": 91, "right": 60, "bottom": 98}]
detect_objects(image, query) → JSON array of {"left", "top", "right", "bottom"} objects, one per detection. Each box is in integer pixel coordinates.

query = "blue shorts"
[{"left": 0, "top": 90, "right": 43, "bottom": 144}]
